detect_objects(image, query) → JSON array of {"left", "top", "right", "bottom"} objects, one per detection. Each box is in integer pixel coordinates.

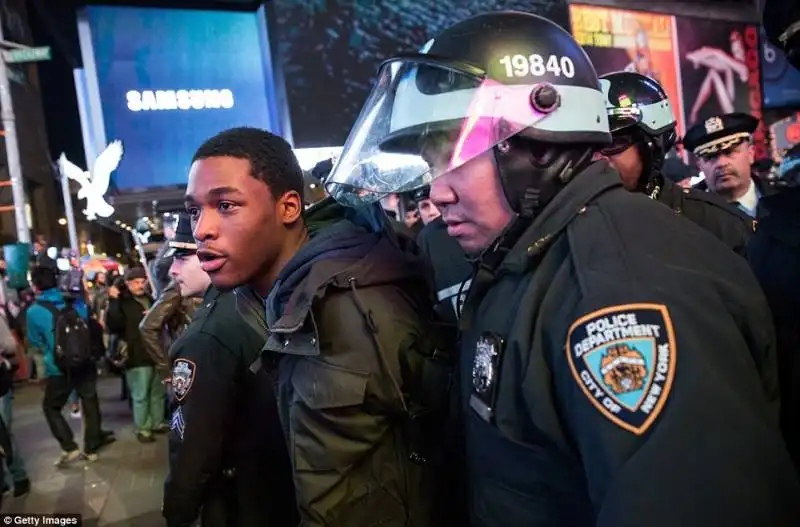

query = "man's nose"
[
  {"left": 192, "top": 210, "right": 218, "bottom": 241},
  {"left": 429, "top": 175, "right": 456, "bottom": 208}
]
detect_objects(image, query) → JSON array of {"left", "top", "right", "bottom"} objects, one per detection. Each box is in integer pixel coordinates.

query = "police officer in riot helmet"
[
  {"left": 327, "top": 11, "right": 799, "bottom": 525},
  {"left": 599, "top": 71, "right": 754, "bottom": 256}
]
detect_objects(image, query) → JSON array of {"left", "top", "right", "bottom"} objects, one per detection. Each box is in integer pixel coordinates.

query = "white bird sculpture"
[{"left": 58, "top": 141, "right": 123, "bottom": 221}]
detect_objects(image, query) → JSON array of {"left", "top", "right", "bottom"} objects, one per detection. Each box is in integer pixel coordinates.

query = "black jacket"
[
  {"left": 106, "top": 291, "right": 153, "bottom": 369},
  {"left": 460, "top": 161, "right": 799, "bottom": 526},
  {"left": 748, "top": 187, "right": 800, "bottom": 473},
  {"left": 139, "top": 280, "right": 199, "bottom": 377},
  {"left": 236, "top": 198, "right": 446, "bottom": 527},
  {"left": 417, "top": 217, "right": 474, "bottom": 325},
  {"left": 655, "top": 178, "right": 755, "bottom": 257},
  {"left": 163, "top": 287, "right": 297, "bottom": 527}
]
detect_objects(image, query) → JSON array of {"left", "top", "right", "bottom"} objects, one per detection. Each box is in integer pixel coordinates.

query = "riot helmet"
[
  {"left": 325, "top": 11, "right": 610, "bottom": 219},
  {"left": 599, "top": 71, "right": 676, "bottom": 192}
]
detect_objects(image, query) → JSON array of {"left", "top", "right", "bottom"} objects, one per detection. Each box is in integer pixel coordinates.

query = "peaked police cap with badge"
[
  {"left": 164, "top": 213, "right": 197, "bottom": 258},
  {"left": 682, "top": 113, "right": 759, "bottom": 158}
]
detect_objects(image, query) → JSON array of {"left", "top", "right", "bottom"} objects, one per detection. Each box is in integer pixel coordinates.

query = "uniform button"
[
  {"left": 578, "top": 206, "right": 587, "bottom": 214},
  {"left": 282, "top": 338, "right": 290, "bottom": 348},
  {"left": 682, "top": 188, "right": 690, "bottom": 194},
  {"left": 674, "top": 208, "right": 682, "bottom": 215},
  {"left": 309, "top": 337, "right": 316, "bottom": 346}
]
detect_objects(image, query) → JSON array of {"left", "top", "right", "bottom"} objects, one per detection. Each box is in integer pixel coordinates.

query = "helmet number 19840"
[{"left": 498, "top": 54, "right": 576, "bottom": 79}]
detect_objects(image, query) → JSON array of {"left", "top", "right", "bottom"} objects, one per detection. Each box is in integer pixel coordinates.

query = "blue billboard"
[
  {"left": 79, "top": 6, "right": 277, "bottom": 190},
  {"left": 762, "top": 30, "right": 800, "bottom": 109}
]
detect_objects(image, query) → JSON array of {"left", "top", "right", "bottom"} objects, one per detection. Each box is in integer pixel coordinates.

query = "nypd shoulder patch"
[
  {"left": 566, "top": 303, "right": 676, "bottom": 435},
  {"left": 172, "top": 359, "right": 196, "bottom": 402}
]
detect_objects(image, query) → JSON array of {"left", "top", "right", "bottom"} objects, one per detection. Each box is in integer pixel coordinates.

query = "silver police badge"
[
  {"left": 172, "top": 359, "right": 196, "bottom": 402},
  {"left": 473, "top": 336, "right": 499, "bottom": 394}
]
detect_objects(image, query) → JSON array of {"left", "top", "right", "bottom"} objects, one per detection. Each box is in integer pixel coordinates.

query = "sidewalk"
[{"left": 0, "top": 376, "right": 168, "bottom": 526}]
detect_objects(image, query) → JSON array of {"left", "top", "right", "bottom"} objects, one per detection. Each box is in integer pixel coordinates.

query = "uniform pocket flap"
[{"left": 292, "top": 359, "right": 369, "bottom": 410}]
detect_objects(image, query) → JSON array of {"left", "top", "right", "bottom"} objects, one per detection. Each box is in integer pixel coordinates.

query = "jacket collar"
[{"left": 499, "top": 161, "right": 623, "bottom": 274}]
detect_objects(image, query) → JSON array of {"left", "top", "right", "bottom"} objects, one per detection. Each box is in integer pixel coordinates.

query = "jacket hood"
[
  {"left": 236, "top": 197, "right": 431, "bottom": 335},
  {"left": 37, "top": 288, "right": 66, "bottom": 308}
]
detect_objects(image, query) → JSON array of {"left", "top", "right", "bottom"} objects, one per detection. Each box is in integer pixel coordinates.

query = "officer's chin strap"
[
  {"left": 458, "top": 142, "right": 585, "bottom": 331},
  {"left": 637, "top": 130, "right": 673, "bottom": 201}
]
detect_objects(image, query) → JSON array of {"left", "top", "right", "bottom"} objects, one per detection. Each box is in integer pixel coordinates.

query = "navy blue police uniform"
[{"left": 461, "top": 161, "right": 800, "bottom": 526}]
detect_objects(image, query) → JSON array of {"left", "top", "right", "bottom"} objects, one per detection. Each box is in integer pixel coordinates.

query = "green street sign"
[{"left": 4, "top": 46, "right": 51, "bottom": 64}]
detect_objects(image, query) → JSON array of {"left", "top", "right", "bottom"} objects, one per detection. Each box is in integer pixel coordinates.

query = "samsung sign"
[
  {"left": 126, "top": 89, "right": 235, "bottom": 112},
  {"left": 78, "top": 6, "right": 279, "bottom": 190}
]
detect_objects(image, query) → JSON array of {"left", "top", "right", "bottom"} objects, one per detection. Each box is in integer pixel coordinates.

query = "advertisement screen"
[
  {"left": 268, "top": 0, "right": 571, "bottom": 149},
  {"left": 675, "top": 18, "right": 766, "bottom": 160},
  {"left": 769, "top": 113, "right": 800, "bottom": 161},
  {"left": 762, "top": 30, "right": 800, "bottom": 108},
  {"left": 84, "top": 6, "right": 274, "bottom": 190},
  {"left": 569, "top": 5, "right": 685, "bottom": 135}
]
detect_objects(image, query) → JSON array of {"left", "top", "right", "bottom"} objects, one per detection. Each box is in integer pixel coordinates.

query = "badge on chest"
[{"left": 470, "top": 332, "right": 506, "bottom": 422}]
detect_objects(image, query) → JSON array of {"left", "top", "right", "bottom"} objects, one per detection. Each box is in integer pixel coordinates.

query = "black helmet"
[
  {"left": 763, "top": 0, "right": 800, "bottom": 71},
  {"left": 326, "top": 11, "right": 611, "bottom": 216},
  {"left": 599, "top": 71, "right": 677, "bottom": 187}
]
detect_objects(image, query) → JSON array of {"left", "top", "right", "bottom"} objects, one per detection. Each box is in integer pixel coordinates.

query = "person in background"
[
  {"left": 0, "top": 310, "right": 27, "bottom": 496},
  {"left": 415, "top": 184, "right": 472, "bottom": 325},
  {"left": 31, "top": 235, "right": 57, "bottom": 275},
  {"left": 661, "top": 155, "right": 698, "bottom": 189},
  {"left": 162, "top": 213, "right": 297, "bottom": 527},
  {"left": 150, "top": 242, "right": 174, "bottom": 300},
  {"left": 90, "top": 272, "right": 109, "bottom": 330},
  {"left": 683, "top": 113, "right": 769, "bottom": 218},
  {"left": 599, "top": 71, "right": 754, "bottom": 256},
  {"left": 106, "top": 268, "right": 164, "bottom": 442},
  {"left": 26, "top": 266, "right": 110, "bottom": 465},
  {"left": 413, "top": 186, "right": 442, "bottom": 226}
]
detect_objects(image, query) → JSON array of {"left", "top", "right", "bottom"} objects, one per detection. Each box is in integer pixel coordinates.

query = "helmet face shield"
[{"left": 326, "top": 58, "right": 548, "bottom": 206}]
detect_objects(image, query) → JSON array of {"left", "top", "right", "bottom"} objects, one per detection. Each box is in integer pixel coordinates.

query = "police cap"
[
  {"left": 164, "top": 213, "right": 196, "bottom": 258},
  {"left": 412, "top": 186, "right": 430, "bottom": 202},
  {"left": 682, "top": 113, "right": 758, "bottom": 157}
]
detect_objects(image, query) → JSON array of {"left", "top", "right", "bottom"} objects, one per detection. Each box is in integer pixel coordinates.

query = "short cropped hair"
[
  {"left": 31, "top": 266, "right": 57, "bottom": 291},
  {"left": 192, "top": 127, "right": 305, "bottom": 203}
]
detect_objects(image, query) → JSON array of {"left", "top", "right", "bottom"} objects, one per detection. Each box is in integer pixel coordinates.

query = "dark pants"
[{"left": 43, "top": 370, "right": 103, "bottom": 454}]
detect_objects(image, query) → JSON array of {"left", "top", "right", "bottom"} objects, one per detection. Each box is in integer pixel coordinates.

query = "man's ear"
[
  {"left": 278, "top": 191, "right": 303, "bottom": 225},
  {"left": 747, "top": 143, "right": 755, "bottom": 165}
]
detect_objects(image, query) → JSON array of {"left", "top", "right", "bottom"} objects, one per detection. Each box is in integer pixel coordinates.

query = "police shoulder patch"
[
  {"left": 172, "top": 359, "right": 196, "bottom": 402},
  {"left": 566, "top": 303, "right": 676, "bottom": 435}
]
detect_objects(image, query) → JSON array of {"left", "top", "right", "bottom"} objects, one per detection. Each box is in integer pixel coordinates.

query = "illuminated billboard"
[{"left": 78, "top": 6, "right": 281, "bottom": 190}]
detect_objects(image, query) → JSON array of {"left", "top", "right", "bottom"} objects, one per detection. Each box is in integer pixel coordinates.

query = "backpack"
[{"left": 37, "top": 301, "right": 93, "bottom": 373}]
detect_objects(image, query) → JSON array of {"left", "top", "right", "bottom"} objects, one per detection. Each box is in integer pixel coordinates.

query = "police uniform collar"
[
  {"left": 682, "top": 113, "right": 758, "bottom": 157},
  {"left": 499, "top": 161, "right": 623, "bottom": 274}
]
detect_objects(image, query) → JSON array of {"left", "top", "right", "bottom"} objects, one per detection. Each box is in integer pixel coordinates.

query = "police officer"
[
  {"left": 749, "top": 0, "right": 800, "bottom": 473},
  {"left": 683, "top": 113, "right": 769, "bottom": 218},
  {"left": 325, "top": 12, "right": 800, "bottom": 525},
  {"left": 162, "top": 214, "right": 296, "bottom": 527},
  {"left": 599, "top": 71, "right": 754, "bottom": 255},
  {"left": 415, "top": 186, "right": 472, "bottom": 325}
]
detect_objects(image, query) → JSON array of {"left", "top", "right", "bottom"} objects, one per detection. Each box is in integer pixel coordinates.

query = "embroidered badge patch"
[
  {"left": 704, "top": 116, "right": 724, "bottom": 134},
  {"left": 566, "top": 303, "right": 676, "bottom": 435},
  {"left": 171, "top": 407, "right": 185, "bottom": 441},
  {"left": 172, "top": 359, "right": 196, "bottom": 402}
]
